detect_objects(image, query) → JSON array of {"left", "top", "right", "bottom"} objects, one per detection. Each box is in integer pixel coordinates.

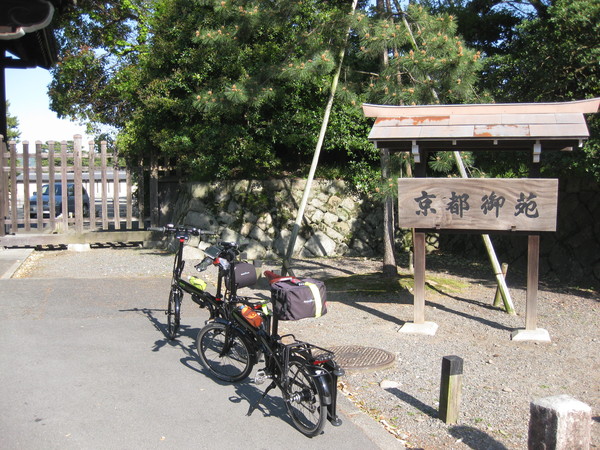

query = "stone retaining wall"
[
  {"left": 161, "top": 177, "right": 600, "bottom": 286},
  {"left": 162, "top": 179, "right": 385, "bottom": 260}
]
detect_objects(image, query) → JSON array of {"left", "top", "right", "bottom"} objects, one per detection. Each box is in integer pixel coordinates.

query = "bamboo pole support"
[
  {"left": 493, "top": 263, "right": 509, "bottom": 307},
  {"left": 282, "top": 0, "right": 359, "bottom": 275}
]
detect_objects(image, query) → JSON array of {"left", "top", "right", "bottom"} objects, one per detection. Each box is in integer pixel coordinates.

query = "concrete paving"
[
  {"left": 0, "top": 247, "right": 34, "bottom": 280},
  {"left": 0, "top": 250, "right": 404, "bottom": 449}
]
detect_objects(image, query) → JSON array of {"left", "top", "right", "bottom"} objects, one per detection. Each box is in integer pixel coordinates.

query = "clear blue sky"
[{"left": 5, "top": 66, "right": 92, "bottom": 144}]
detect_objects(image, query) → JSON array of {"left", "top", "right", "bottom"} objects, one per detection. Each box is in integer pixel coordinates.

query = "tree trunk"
[{"left": 381, "top": 148, "right": 398, "bottom": 277}]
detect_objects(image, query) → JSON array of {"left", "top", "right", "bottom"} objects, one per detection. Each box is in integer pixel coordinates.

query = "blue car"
[{"left": 29, "top": 183, "right": 90, "bottom": 218}]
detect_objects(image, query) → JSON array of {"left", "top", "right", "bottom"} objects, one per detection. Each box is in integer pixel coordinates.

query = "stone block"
[
  {"left": 67, "top": 243, "right": 91, "bottom": 252},
  {"left": 300, "top": 204, "right": 313, "bottom": 219},
  {"left": 256, "top": 212, "right": 273, "bottom": 230},
  {"left": 528, "top": 395, "right": 591, "bottom": 450},
  {"left": 310, "top": 197, "right": 325, "bottom": 209},
  {"left": 232, "top": 179, "right": 250, "bottom": 193},
  {"left": 188, "top": 198, "right": 207, "bottom": 212},
  {"left": 182, "top": 245, "right": 205, "bottom": 261},
  {"left": 336, "top": 242, "right": 349, "bottom": 255},
  {"left": 399, "top": 321, "right": 438, "bottom": 336},
  {"left": 190, "top": 183, "right": 211, "bottom": 199},
  {"left": 214, "top": 187, "right": 230, "bottom": 204},
  {"left": 340, "top": 197, "right": 356, "bottom": 211},
  {"left": 324, "top": 225, "right": 344, "bottom": 243},
  {"left": 273, "top": 230, "right": 305, "bottom": 257},
  {"left": 264, "top": 179, "right": 286, "bottom": 191},
  {"left": 240, "top": 221, "right": 253, "bottom": 236},
  {"left": 240, "top": 240, "right": 267, "bottom": 260},
  {"left": 327, "top": 195, "right": 342, "bottom": 208},
  {"left": 217, "top": 211, "right": 235, "bottom": 225},
  {"left": 511, "top": 328, "right": 551, "bottom": 343},
  {"left": 311, "top": 209, "right": 324, "bottom": 224},
  {"left": 220, "top": 228, "right": 250, "bottom": 246},
  {"left": 303, "top": 231, "right": 336, "bottom": 257},
  {"left": 336, "top": 208, "right": 350, "bottom": 222},
  {"left": 347, "top": 237, "right": 374, "bottom": 257},
  {"left": 249, "top": 226, "right": 273, "bottom": 247},
  {"left": 185, "top": 210, "right": 217, "bottom": 229},
  {"left": 334, "top": 220, "right": 351, "bottom": 235},
  {"left": 243, "top": 211, "right": 257, "bottom": 224},
  {"left": 227, "top": 200, "right": 241, "bottom": 214},
  {"left": 323, "top": 212, "right": 338, "bottom": 226}
]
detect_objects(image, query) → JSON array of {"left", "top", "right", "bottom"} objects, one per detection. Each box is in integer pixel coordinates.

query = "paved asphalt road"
[{"left": 0, "top": 249, "right": 403, "bottom": 449}]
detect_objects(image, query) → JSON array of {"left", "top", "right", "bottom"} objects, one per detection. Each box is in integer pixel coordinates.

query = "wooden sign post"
[{"left": 398, "top": 178, "right": 557, "bottom": 341}]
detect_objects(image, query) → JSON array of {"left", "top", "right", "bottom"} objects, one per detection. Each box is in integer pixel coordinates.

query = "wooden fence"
[{"left": 0, "top": 136, "right": 151, "bottom": 246}]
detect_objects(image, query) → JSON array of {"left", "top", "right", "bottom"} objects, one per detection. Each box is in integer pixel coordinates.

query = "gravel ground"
[{"left": 13, "top": 244, "right": 600, "bottom": 449}]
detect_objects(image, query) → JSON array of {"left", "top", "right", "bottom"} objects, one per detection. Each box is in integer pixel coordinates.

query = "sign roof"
[{"left": 363, "top": 98, "right": 600, "bottom": 153}]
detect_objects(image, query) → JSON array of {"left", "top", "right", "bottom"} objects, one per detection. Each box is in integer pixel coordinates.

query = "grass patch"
[{"left": 426, "top": 275, "right": 469, "bottom": 294}]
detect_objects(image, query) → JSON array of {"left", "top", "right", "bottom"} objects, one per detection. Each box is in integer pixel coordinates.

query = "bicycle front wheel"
[
  {"left": 285, "top": 356, "right": 327, "bottom": 437},
  {"left": 196, "top": 322, "right": 254, "bottom": 382},
  {"left": 166, "top": 287, "right": 182, "bottom": 340}
]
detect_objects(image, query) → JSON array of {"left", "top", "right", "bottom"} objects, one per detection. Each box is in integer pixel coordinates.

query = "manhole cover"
[{"left": 330, "top": 345, "right": 396, "bottom": 372}]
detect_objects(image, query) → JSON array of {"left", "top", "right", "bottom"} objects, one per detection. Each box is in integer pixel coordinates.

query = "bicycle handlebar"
[{"left": 148, "top": 224, "right": 217, "bottom": 237}]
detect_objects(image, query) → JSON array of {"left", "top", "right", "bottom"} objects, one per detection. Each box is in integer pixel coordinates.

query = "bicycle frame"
[{"left": 170, "top": 231, "right": 227, "bottom": 320}]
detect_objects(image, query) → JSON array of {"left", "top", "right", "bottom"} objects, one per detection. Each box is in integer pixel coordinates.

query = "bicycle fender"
[
  {"left": 311, "top": 361, "right": 344, "bottom": 426},
  {"left": 309, "top": 367, "right": 332, "bottom": 406}
]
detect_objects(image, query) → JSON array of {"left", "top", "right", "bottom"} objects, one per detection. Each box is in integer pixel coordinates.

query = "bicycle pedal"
[{"left": 253, "top": 370, "right": 270, "bottom": 385}]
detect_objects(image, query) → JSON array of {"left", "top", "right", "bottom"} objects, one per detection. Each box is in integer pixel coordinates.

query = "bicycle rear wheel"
[
  {"left": 285, "top": 356, "right": 326, "bottom": 437},
  {"left": 196, "top": 322, "right": 254, "bottom": 382},
  {"left": 166, "top": 287, "right": 182, "bottom": 340}
]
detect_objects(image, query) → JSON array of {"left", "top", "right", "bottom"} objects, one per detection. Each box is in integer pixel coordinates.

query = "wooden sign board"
[{"left": 398, "top": 178, "right": 558, "bottom": 232}]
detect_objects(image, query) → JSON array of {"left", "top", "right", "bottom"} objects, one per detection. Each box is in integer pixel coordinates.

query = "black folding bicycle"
[{"left": 150, "top": 224, "right": 344, "bottom": 436}]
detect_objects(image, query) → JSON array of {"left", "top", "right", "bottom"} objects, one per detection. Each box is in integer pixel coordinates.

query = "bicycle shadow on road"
[
  {"left": 119, "top": 307, "right": 168, "bottom": 338},
  {"left": 118, "top": 306, "right": 203, "bottom": 353},
  {"left": 228, "top": 380, "right": 297, "bottom": 430}
]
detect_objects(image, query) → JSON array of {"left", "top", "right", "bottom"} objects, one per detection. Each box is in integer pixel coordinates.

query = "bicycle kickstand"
[{"left": 247, "top": 380, "right": 276, "bottom": 416}]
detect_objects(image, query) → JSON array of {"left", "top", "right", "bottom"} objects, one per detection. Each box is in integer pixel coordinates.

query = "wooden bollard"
[
  {"left": 528, "top": 395, "right": 591, "bottom": 449},
  {"left": 439, "top": 355, "right": 463, "bottom": 424}
]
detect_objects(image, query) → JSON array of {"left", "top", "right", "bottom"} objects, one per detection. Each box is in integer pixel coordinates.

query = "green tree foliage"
[
  {"left": 347, "top": 3, "right": 486, "bottom": 194},
  {"left": 48, "top": 0, "right": 152, "bottom": 132},
  {"left": 46, "top": 0, "right": 489, "bottom": 184},
  {"left": 6, "top": 101, "right": 21, "bottom": 142},
  {"left": 480, "top": 0, "right": 600, "bottom": 181},
  {"left": 422, "top": 0, "right": 547, "bottom": 56},
  {"left": 485, "top": 0, "right": 598, "bottom": 103},
  {"left": 117, "top": 0, "right": 378, "bottom": 180},
  {"left": 354, "top": 4, "right": 486, "bottom": 105}
]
